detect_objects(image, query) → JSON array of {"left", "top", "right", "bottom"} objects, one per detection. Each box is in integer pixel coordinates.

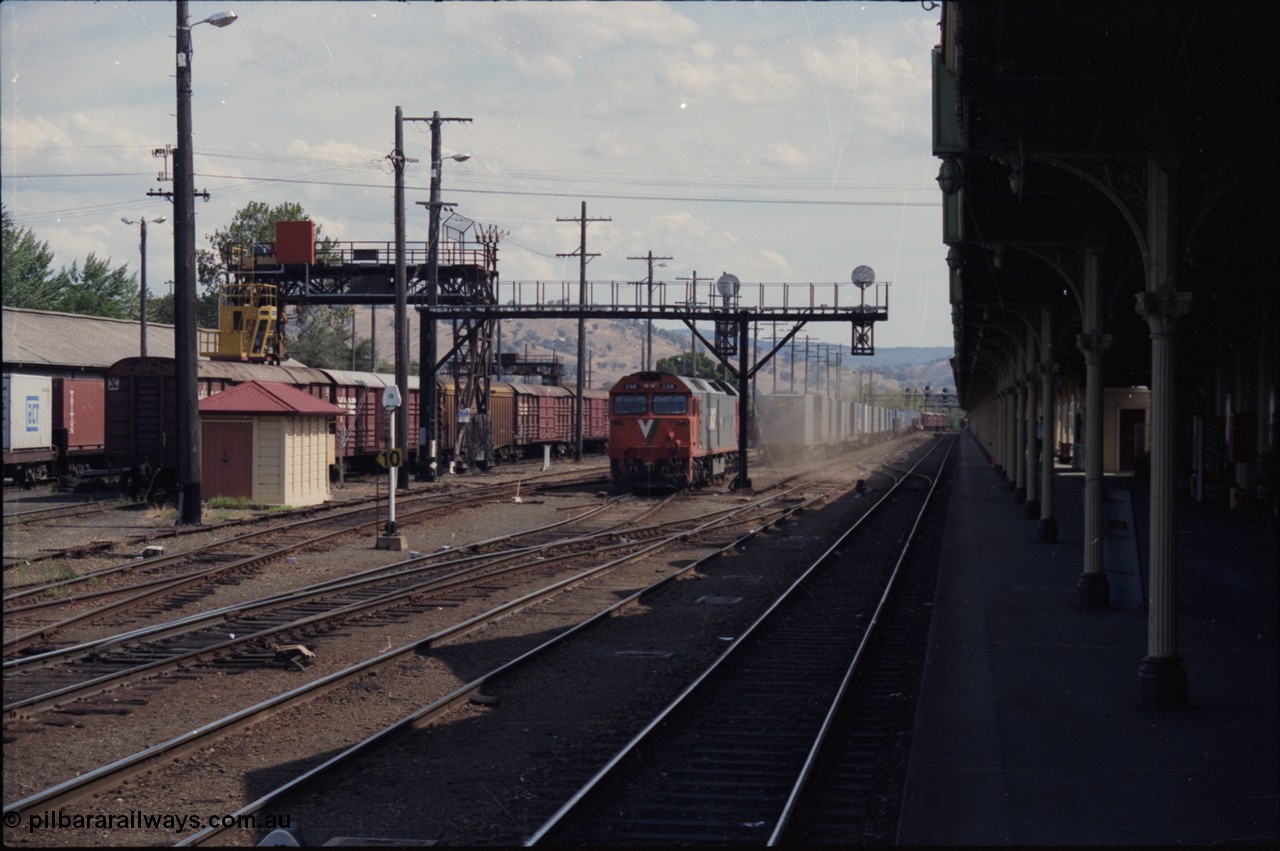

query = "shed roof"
[
  {"left": 200, "top": 380, "right": 345, "bottom": 416},
  {"left": 4, "top": 307, "right": 312, "bottom": 374},
  {"left": 3, "top": 307, "right": 179, "bottom": 369}
]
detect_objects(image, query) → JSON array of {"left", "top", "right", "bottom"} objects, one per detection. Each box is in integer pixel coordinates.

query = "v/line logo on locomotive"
[{"left": 638, "top": 418, "right": 656, "bottom": 444}]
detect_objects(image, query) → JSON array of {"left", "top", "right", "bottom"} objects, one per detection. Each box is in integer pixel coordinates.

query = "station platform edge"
[{"left": 897, "top": 431, "right": 1278, "bottom": 846}]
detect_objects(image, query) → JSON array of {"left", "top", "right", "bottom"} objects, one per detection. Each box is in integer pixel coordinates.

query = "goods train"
[
  {"left": 753, "top": 392, "right": 923, "bottom": 461},
  {"left": 609, "top": 371, "right": 740, "bottom": 489},
  {"left": 918, "top": 411, "right": 950, "bottom": 431},
  {"left": 99, "top": 357, "right": 609, "bottom": 496},
  {"left": 607, "top": 373, "right": 933, "bottom": 490},
  {"left": 3, "top": 374, "right": 106, "bottom": 485}
]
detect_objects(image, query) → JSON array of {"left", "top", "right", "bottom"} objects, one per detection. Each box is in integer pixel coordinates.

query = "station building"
[{"left": 933, "top": 0, "right": 1276, "bottom": 706}]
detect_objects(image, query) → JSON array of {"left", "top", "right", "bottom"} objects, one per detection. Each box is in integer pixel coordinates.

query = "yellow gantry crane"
[{"left": 201, "top": 241, "right": 289, "bottom": 363}]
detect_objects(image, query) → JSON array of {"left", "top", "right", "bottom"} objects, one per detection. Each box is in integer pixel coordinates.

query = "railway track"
[
  {"left": 3, "top": 466, "right": 846, "bottom": 717},
  {"left": 2, "top": 468, "right": 607, "bottom": 656},
  {"left": 526, "top": 435, "right": 954, "bottom": 846},
  {"left": 2, "top": 496, "right": 126, "bottom": 529},
  {"left": 2, "top": 462, "right": 868, "bottom": 833},
  {"left": 1, "top": 436, "right": 934, "bottom": 846},
  {"left": 1, "top": 463, "right": 606, "bottom": 572},
  {"left": 2, "top": 488, "right": 658, "bottom": 714}
]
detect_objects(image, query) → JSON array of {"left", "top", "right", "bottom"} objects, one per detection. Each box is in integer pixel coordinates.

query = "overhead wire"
[{"left": 3, "top": 143, "right": 940, "bottom": 235}]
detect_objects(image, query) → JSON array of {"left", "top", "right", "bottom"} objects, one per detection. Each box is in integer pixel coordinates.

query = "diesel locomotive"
[{"left": 608, "top": 371, "right": 740, "bottom": 489}]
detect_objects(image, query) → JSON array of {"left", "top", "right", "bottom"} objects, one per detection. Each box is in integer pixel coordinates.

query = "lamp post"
[
  {"left": 415, "top": 109, "right": 471, "bottom": 482},
  {"left": 121, "top": 216, "right": 166, "bottom": 357},
  {"left": 173, "top": 1, "right": 237, "bottom": 526}
]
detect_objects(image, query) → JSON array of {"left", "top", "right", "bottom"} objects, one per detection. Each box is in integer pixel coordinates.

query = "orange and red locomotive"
[{"left": 608, "top": 371, "right": 739, "bottom": 489}]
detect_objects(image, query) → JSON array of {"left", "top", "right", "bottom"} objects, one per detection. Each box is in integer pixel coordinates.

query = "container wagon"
[{"left": 3, "top": 374, "right": 54, "bottom": 485}]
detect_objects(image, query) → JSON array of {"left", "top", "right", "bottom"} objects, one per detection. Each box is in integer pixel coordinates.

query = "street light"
[
  {"left": 420, "top": 149, "right": 471, "bottom": 478},
  {"left": 121, "top": 216, "right": 166, "bottom": 357},
  {"left": 173, "top": 1, "right": 237, "bottom": 526},
  {"left": 415, "top": 110, "right": 471, "bottom": 482}
]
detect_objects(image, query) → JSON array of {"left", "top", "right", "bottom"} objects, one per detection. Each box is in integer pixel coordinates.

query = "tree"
[
  {"left": 49, "top": 254, "right": 136, "bottom": 319},
  {"left": 201, "top": 201, "right": 366, "bottom": 366},
  {"left": 3, "top": 207, "right": 138, "bottom": 318},
  {"left": 655, "top": 350, "right": 724, "bottom": 379},
  {"left": 288, "top": 305, "right": 365, "bottom": 370},
  {"left": 374, "top": 357, "right": 417, "bottom": 375},
  {"left": 145, "top": 289, "right": 220, "bottom": 330},
  {"left": 2, "top": 206, "right": 58, "bottom": 309}
]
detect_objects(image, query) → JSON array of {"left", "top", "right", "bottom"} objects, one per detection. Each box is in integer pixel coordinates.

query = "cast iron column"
[
  {"left": 1037, "top": 307, "right": 1057, "bottom": 540},
  {"left": 1136, "top": 159, "right": 1192, "bottom": 709},
  {"left": 1023, "top": 328, "right": 1040, "bottom": 516}
]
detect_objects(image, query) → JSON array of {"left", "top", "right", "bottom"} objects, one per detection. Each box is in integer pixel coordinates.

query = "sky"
[{"left": 1, "top": 0, "right": 950, "bottom": 350}]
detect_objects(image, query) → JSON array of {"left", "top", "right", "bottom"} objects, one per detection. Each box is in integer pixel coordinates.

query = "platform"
[{"left": 898, "top": 432, "right": 1278, "bottom": 845}]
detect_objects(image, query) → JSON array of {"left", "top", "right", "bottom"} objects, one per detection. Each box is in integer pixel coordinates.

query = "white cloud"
[
  {"left": 759, "top": 142, "right": 814, "bottom": 171},
  {"left": 0, "top": 1, "right": 949, "bottom": 348}
]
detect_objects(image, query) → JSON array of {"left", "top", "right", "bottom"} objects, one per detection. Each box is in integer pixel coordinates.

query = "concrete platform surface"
[{"left": 898, "top": 432, "right": 1278, "bottom": 846}]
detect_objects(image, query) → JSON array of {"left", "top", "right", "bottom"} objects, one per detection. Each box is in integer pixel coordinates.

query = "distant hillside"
[
  {"left": 353, "top": 308, "right": 954, "bottom": 393},
  {"left": 854, "top": 347, "right": 953, "bottom": 370}
]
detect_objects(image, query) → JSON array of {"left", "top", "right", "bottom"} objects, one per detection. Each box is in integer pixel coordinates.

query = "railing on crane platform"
[{"left": 483, "top": 279, "right": 891, "bottom": 318}]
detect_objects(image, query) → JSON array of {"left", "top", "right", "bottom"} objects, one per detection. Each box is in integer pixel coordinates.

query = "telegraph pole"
[
  {"left": 173, "top": 1, "right": 200, "bottom": 524},
  {"left": 170, "top": 1, "right": 234, "bottom": 525},
  {"left": 677, "top": 271, "right": 709, "bottom": 377},
  {"left": 389, "top": 108, "right": 470, "bottom": 483},
  {"left": 418, "top": 111, "right": 470, "bottom": 481},
  {"left": 558, "top": 202, "right": 610, "bottom": 462},
  {"left": 628, "top": 251, "right": 671, "bottom": 370},
  {"left": 122, "top": 216, "right": 166, "bottom": 357}
]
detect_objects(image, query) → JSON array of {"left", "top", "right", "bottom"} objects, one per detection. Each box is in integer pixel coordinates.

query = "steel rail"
[
  {"left": 767, "top": 435, "right": 955, "bottom": 845},
  {"left": 3, "top": 468, "right": 603, "bottom": 605},
  {"left": 174, "top": 466, "right": 864, "bottom": 846},
  {"left": 5, "top": 468, "right": 849, "bottom": 822},
  {"left": 2, "top": 498, "right": 125, "bottom": 528},
  {"left": 3, "top": 479, "right": 823, "bottom": 714},
  {"left": 1, "top": 502, "right": 623, "bottom": 714},
  {"left": 522, "top": 437, "right": 948, "bottom": 846},
  {"left": 2, "top": 473, "right": 607, "bottom": 656}
]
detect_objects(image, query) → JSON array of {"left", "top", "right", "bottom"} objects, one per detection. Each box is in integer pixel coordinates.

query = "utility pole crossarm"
[
  {"left": 558, "top": 202, "right": 611, "bottom": 462},
  {"left": 628, "top": 251, "right": 672, "bottom": 371}
]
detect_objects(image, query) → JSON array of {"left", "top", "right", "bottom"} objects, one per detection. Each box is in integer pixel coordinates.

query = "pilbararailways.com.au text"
[{"left": 6, "top": 808, "right": 292, "bottom": 835}]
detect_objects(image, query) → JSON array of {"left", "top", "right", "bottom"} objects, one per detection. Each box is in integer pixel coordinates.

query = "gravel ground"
[{"left": 2, "top": 441, "right": 935, "bottom": 847}]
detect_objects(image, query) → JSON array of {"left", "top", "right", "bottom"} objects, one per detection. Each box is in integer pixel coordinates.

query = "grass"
[
  {"left": 136, "top": 496, "right": 288, "bottom": 522},
  {"left": 207, "top": 495, "right": 288, "bottom": 521},
  {"left": 12, "top": 558, "right": 79, "bottom": 594},
  {"left": 146, "top": 505, "right": 179, "bottom": 523}
]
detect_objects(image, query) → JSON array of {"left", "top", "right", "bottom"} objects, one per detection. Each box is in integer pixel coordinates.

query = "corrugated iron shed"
[
  {"left": 3, "top": 307, "right": 179, "bottom": 369},
  {"left": 3, "top": 307, "right": 310, "bottom": 373},
  {"left": 199, "top": 380, "right": 344, "bottom": 415}
]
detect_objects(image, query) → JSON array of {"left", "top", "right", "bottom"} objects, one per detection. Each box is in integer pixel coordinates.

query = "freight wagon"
[
  {"left": 3, "top": 374, "right": 54, "bottom": 485},
  {"left": 103, "top": 357, "right": 610, "bottom": 496},
  {"left": 754, "top": 392, "right": 925, "bottom": 462},
  {"left": 919, "top": 411, "right": 951, "bottom": 431},
  {"left": 3, "top": 373, "right": 109, "bottom": 484}
]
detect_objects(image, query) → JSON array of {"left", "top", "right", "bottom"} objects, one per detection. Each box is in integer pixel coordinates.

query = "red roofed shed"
[{"left": 199, "top": 381, "right": 343, "bottom": 506}]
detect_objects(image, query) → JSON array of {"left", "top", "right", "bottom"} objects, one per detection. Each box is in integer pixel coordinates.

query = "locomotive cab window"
[
  {"left": 613, "top": 394, "right": 648, "bottom": 415},
  {"left": 653, "top": 394, "right": 687, "bottom": 415}
]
